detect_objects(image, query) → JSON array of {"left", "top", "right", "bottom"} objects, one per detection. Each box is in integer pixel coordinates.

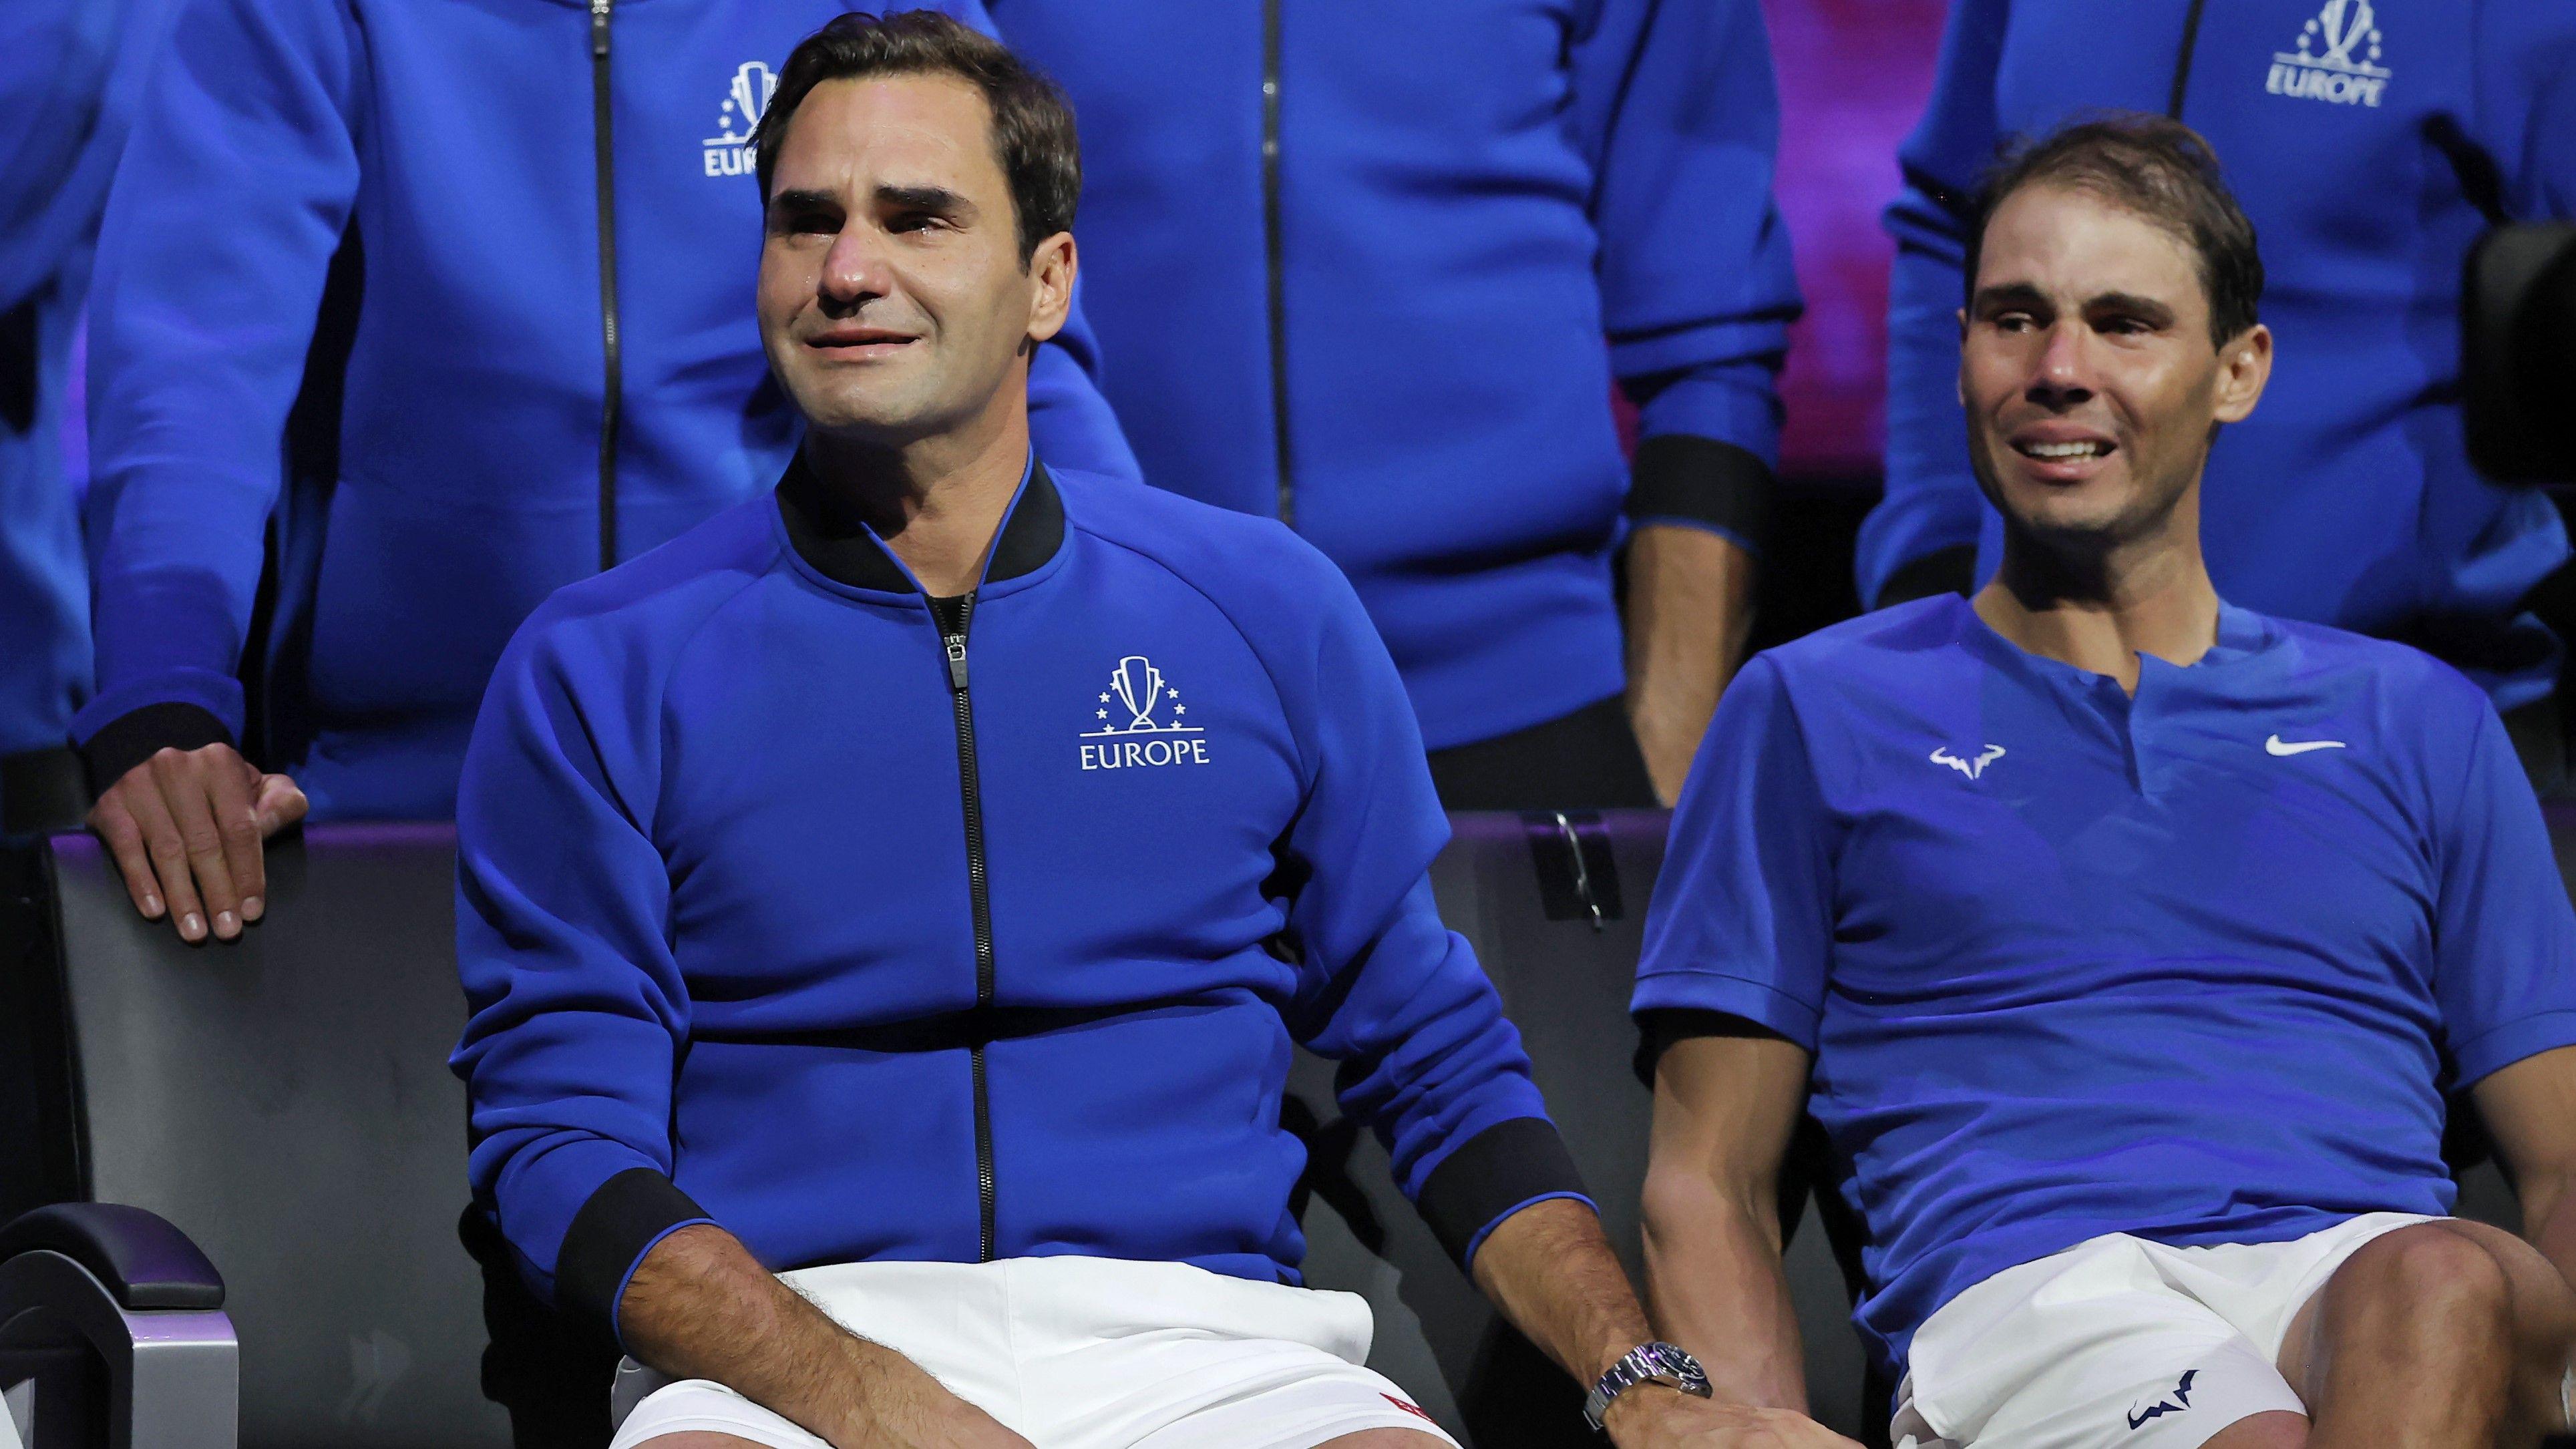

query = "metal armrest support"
[{"left": 0, "top": 1206, "right": 236, "bottom": 1449}]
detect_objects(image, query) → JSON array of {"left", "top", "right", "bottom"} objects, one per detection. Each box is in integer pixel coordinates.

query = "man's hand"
[
  {"left": 1604, "top": 1389, "right": 1863, "bottom": 1448},
  {"left": 621, "top": 1223, "right": 1033, "bottom": 1449},
  {"left": 1624, "top": 524, "right": 1757, "bottom": 805},
  {"left": 1463, "top": 1198, "right": 1851, "bottom": 1447},
  {"left": 87, "top": 743, "right": 307, "bottom": 943}
]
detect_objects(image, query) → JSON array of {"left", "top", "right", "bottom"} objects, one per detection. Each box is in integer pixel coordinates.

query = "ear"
[
  {"left": 1025, "top": 231, "right": 1075, "bottom": 346},
  {"left": 2211, "top": 322, "right": 2271, "bottom": 425}
]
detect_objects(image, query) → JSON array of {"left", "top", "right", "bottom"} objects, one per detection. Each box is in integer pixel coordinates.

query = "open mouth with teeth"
[{"left": 2014, "top": 439, "right": 2115, "bottom": 461}]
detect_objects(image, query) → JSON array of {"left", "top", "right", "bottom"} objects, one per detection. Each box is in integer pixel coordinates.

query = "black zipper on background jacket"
[
  {"left": 589, "top": 0, "right": 623, "bottom": 572},
  {"left": 928, "top": 592, "right": 998, "bottom": 1261},
  {"left": 2167, "top": 0, "right": 2210, "bottom": 118},
  {"left": 1261, "top": 0, "right": 1295, "bottom": 528}
]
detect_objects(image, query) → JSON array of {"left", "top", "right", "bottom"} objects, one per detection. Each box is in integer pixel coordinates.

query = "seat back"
[
  {"left": 18, "top": 827, "right": 504, "bottom": 1448},
  {"left": 1294, "top": 811, "right": 1871, "bottom": 1446}
]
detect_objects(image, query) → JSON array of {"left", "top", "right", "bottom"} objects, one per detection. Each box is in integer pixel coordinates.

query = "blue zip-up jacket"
[
  {"left": 991, "top": 0, "right": 1801, "bottom": 750},
  {"left": 73, "top": 0, "right": 1139, "bottom": 819},
  {"left": 1857, "top": 0, "right": 2576, "bottom": 708},
  {"left": 0, "top": 0, "right": 181, "bottom": 763},
  {"left": 451, "top": 457, "right": 1589, "bottom": 1331}
]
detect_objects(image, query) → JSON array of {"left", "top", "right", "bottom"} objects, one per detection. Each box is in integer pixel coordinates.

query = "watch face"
[{"left": 1643, "top": 1343, "right": 1710, "bottom": 1392}]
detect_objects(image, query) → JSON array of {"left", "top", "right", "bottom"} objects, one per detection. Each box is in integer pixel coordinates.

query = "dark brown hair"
[
  {"left": 1966, "top": 114, "right": 2263, "bottom": 347},
  {"left": 751, "top": 11, "right": 1080, "bottom": 262}
]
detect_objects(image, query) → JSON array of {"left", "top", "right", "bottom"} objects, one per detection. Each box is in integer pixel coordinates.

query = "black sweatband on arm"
[
  {"left": 556, "top": 1167, "right": 714, "bottom": 1331},
  {"left": 78, "top": 702, "right": 235, "bottom": 797},
  {"left": 1624, "top": 435, "right": 1777, "bottom": 552},
  {"left": 1415, "top": 1116, "right": 1590, "bottom": 1268},
  {"left": 1631, "top": 1008, "right": 1795, "bottom": 1086}
]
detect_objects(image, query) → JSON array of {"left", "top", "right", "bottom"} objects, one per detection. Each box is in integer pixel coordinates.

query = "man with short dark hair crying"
[{"left": 1636, "top": 116, "right": 2576, "bottom": 1449}]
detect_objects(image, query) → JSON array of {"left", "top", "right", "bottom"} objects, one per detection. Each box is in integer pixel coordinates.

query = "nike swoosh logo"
[{"left": 2265, "top": 735, "right": 2347, "bottom": 757}]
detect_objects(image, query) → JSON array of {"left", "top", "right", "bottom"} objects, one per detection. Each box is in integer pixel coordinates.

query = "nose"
[
  {"left": 817, "top": 224, "right": 894, "bottom": 315},
  {"left": 2025, "top": 320, "right": 2095, "bottom": 409}
]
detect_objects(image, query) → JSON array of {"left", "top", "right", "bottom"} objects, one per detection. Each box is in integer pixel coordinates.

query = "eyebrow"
[
  {"left": 1970, "top": 283, "right": 2180, "bottom": 327},
  {"left": 767, "top": 187, "right": 838, "bottom": 217},
  {"left": 1970, "top": 282, "right": 2051, "bottom": 315},
  {"left": 767, "top": 184, "right": 976, "bottom": 216},
  {"left": 876, "top": 184, "right": 974, "bottom": 216},
  {"left": 2084, "top": 291, "right": 2178, "bottom": 326}
]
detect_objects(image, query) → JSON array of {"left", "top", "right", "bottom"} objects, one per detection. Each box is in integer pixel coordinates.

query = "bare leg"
[{"left": 2276, "top": 1221, "right": 2576, "bottom": 1449}]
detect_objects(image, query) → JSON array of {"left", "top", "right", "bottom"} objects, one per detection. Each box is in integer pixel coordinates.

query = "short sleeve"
[
  {"left": 1630, "top": 655, "right": 1835, "bottom": 1050},
  {"left": 2430, "top": 701, "right": 2576, "bottom": 1086}
]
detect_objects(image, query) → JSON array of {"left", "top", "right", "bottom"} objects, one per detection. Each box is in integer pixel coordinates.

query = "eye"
[
  {"left": 888, "top": 211, "right": 946, "bottom": 234},
  {"left": 1992, "top": 311, "right": 2038, "bottom": 333}
]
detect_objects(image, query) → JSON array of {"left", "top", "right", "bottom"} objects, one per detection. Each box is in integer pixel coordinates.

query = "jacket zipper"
[
  {"left": 928, "top": 592, "right": 998, "bottom": 1261},
  {"left": 1260, "top": 0, "right": 1294, "bottom": 528},
  {"left": 589, "top": 0, "right": 623, "bottom": 571},
  {"left": 2166, "top": 0, "right": 2210, "bottom": 118}
]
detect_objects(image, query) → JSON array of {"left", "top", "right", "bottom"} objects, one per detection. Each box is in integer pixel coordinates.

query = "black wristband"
[
  {"left": 1415, "top": 1116, "right": 1589, "bottom": 1267},
  {"left": 1624, "top": 435, "right": 1776, "bottom": 552},
  {"left": 77, "top": 703, "right": 236, "bottom": 799},
  {"left": 556, "top": 1168, "right": 713, "bottom": 1332}
]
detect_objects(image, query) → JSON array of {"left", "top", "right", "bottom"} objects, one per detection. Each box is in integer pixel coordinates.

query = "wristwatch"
[{"left": 1584, "top": 1341, "right": 1712, "bottom": 1432}]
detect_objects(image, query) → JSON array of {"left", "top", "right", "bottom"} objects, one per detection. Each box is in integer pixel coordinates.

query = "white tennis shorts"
[
  {"left": 1889, "top": 1211, "right": 2438, "bottom": 1449},
  {"left": 606, "top": 1255, "right": 1459, "bottom": 1449}
]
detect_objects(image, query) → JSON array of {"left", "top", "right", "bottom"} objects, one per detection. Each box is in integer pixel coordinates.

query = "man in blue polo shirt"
[{"left": 1634, "top": 116, "right": 2576, "bottom": 1449}]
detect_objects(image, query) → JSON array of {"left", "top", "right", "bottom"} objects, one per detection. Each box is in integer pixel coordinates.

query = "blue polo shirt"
[{"left": 1633, "top": 594, "right": 2576, "bottom": 1378}]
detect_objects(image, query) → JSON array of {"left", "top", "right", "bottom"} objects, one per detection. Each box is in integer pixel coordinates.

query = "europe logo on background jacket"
[
  {"left": 1859, "top": 0, "right": 2576, "bottom": 708},
  {"left": 73, "top": 0, "right": 1139, "bottom": 821},
  {"left": 991, "top": 0, "right": 1802, "bottom": 751},
  {"left": 450, "top": 461, "right": 1586, "bottom": 1329}
]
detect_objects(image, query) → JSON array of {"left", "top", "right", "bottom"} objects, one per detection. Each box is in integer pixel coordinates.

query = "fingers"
[
  {"left": 119, "top": 767, "right": 208, "bottom": 942},
  {"left": 253, "top": 771, "right": 310, "bottom": 837},
  {"left": 206, "top": 756, "right": 266, "bottom": 926},
  {"left": 87, "top": 793, "right": 166, "bottom": 921},
  {"left": 153, "top": 747, "right": 242, "bottom": 940}
]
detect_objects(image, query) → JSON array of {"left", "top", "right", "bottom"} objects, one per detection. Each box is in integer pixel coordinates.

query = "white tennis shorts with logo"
[
  {"left": 1889, "top": 1211, "right": 2438, "bottom": 1449},
  {"left": 605, "top": 1255, "right": 1459, "bottom": 1449}
]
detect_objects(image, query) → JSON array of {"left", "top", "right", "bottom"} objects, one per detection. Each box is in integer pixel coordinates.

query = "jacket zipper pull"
[
  {"left": 590, "top": 0, "right": 610, "bottom": 57},
  {"left": 937, "top": 594, "right": 974, "bottom": 692}
]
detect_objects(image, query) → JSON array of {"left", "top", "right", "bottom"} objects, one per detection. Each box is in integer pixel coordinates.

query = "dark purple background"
[{"left": 1761, "top": 0, "right": 1946, "bottom": 479}]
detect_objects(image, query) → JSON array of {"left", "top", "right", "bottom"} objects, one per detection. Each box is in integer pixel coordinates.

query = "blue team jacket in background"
[
  {"left": 451, "top": 459, "right": 1585, "bottom": 1331},
  {"left": 1857, "top": 0, "right": 2576, "bottom": 708},
  {"left": 992, "top": 0, "right": 1801, "bottom": 750},
  {"left": 73, "top": 0, "right": 1139, "bottom": 820},
  {"left": 0, "top": 0, "right": 180, "bottom": 763}
]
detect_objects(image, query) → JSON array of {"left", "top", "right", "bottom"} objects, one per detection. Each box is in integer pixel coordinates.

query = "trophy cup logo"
[
  {"left": 729, "top": 61, "right": 778, "bottom": 136},
  {"left": 1110, "top": 656, "right": 1163, "bottom": 731},
  {"left": 2316, "top": 0, "right": 2374, "bottom": 66}
]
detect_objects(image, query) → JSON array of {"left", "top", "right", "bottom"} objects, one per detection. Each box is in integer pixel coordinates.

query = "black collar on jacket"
[{"left": 775, "top": 450, "right": 1064, "bottom": 594}]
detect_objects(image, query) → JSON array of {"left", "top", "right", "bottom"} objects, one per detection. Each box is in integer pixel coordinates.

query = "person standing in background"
[
  {"left": 73, "top": 0, "right": 1138, "bottom": 945},
  {"left": 992, "top": 0, "right": 1802, "bottom": 811},
  {"left": 0, "top": 0, "right": 182, "bottom": 835},
  {"left": 1857, "top": 0, "right": 2576, "bottom": 780}
]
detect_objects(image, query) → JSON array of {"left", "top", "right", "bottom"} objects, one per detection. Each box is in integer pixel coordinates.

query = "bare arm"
[
  {"left": 618, "top": 1224, "right": 1031, "bottom": 1449},
  {"left": 1624, "top": 525, "right": 1757, "bottom": 806},
  {"left": 1640, "top": 1030, "right": 1815, "bottom": 1410},
  {"left": 1471, "top": 1190, "right": 1855, "bottom": 1446},
  {"left": 2472, "top": 1044, "right": 2576, "bottom": 1287}
]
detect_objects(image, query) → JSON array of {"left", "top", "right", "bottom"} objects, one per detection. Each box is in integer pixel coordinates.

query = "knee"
[{"left": 2336, "top": 1225, "right": 2515, "bottom": 1344}]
